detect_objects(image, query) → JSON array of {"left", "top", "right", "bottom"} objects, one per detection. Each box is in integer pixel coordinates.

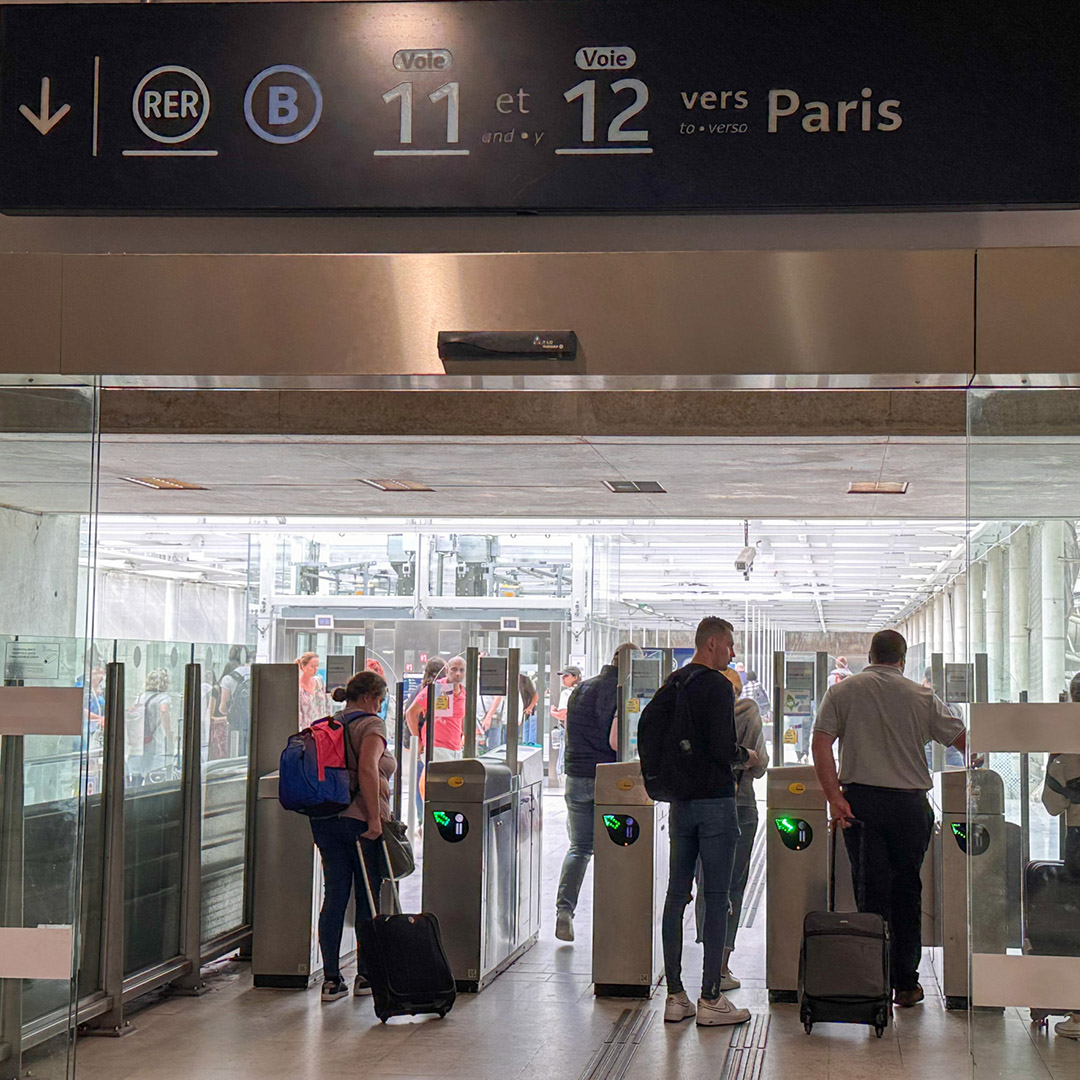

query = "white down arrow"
[{"left": 19, "top": 77, "right": 71, "bottom": 135}]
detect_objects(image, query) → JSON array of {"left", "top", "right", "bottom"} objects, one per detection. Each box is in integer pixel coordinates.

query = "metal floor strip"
[
  {"left": 578, "top": 1003, "right": 655, "bottom": 1080},
  {"left": 740, "top": 823, "right": 768, "bottom": 928},
  {"left": 720, "top": 1013, "right": 770, "bottom": 1080}
]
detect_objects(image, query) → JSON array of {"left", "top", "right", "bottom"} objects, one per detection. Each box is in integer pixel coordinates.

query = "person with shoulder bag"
[{"left": 310, "top": 670, "right": 397, "bottom": 1003}]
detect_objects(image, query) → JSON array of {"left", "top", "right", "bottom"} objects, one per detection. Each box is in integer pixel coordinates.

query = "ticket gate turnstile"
[
  {"left": 765, "top": 765, "right": 829, "bottom": 1002},
  {"left": 591, "top": 760, "right": 668, "bottom": 997},
  {"left": 251, "top": 770, "right": 357, "bottom": 988},
  {"left": 423, "top": 745, "right": 543, "bottom": 992},
  {"left": 933, "top": 768, "right": 1008, "bottom": 1009}
]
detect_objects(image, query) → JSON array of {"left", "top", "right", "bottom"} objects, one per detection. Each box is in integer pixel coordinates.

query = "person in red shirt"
[{"left": 406, "top": 654, "right": 466, "bottom": 761}]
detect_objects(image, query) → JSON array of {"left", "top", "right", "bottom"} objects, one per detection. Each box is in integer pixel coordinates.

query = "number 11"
[{"left": 382, "top": 81, "right": 460, "bottom": 145}]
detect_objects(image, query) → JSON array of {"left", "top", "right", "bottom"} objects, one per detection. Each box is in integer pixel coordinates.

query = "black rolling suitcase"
[
  {"left": 357, "top": 837, "right": 456, "bottom": 1023},
  {"left": 799, "top": 821, "right": 892, "bottom": 1038}
]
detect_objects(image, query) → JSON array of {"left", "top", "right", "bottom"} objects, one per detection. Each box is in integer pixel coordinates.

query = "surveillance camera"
[{"left": 735, "top": 545, "right": 756, "bottom": 573}]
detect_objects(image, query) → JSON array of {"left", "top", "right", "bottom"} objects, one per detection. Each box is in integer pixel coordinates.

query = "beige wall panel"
[
  {"left": 61, "top": 250, "right": 974, "bottom": 377},
  {"left": 977, "top": 247, "right": 1080, "bottom": 374},
  {"left": 0, "top": 254, "right": 62, "bottom": 373}
]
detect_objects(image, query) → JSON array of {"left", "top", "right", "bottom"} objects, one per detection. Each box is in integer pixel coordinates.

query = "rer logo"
[
  {"left": 132, "top": 65, "right": 211, "bottom": 145},
  {"left": 245, "top": 65, "right": 323, "bottom": 144}
]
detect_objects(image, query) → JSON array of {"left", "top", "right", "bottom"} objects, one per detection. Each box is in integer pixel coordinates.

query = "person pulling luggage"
[
  {"left": 310, "top": 670, "right": 397, "bottom": 1002},
  {"left": 811, "top": 629, "right": 969, "bottom": 1007}
]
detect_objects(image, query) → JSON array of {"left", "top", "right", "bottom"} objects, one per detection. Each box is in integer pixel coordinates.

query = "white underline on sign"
[
  {"left": 92, "top": 56, "right": 100, "bottom": 157},
  {"left": 122, "top": 149, "right": 220, "bottom": 157},
  {"left": 373, "top": 148, "right": 471, "bottom": 157},
  {"left": 554, "top": 147, "right": 654, "bottom": 155}
]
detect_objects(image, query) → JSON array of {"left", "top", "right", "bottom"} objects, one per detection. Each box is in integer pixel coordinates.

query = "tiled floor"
[{"left": 71, "top": 791, "right": 1080, "bottom": 1080}]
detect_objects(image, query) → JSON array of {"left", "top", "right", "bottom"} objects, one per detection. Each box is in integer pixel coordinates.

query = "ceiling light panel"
[
  {"left": 358, "top": 478, "right": 434, "bottom": 492},
  {"left": 847, "top": 481, "right": 909, "bottom": 495},
  {"left": 119, "top": 476, "right": 207, "bottom": 490},
  {"left": 603, "top": 480, "right": 667, "bottom": 494}
]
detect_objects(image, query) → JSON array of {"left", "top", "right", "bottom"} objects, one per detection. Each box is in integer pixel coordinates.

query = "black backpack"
[{"left": 637, "top": 666, "right": 712, "bottom": 802}]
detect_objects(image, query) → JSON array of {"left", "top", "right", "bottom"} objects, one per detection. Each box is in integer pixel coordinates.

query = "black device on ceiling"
[{"left": 437, "top": 331, "right": 578, "bottom": 362}]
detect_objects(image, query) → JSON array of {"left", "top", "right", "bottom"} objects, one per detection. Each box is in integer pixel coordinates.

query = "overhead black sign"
[{"left": 1, "top": 1, "right": 1078, "bottom": 214}]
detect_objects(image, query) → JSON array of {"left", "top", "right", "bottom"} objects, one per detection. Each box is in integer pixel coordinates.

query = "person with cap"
[
  {"left": 550, "top": 665, "right": 582, "bottom": 778},
  {"left": 552, "top": 665, "right": 583, "bottom": 726},
  {"left": 554, "top": 645, "right": 639, "bottom": 942}
]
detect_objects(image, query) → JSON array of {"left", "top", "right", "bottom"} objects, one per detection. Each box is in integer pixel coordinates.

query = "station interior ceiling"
[
  {"left": 9, "top": 425, "right": 1080, "bottom": 632},
  {"left": 6, "top": 428, "right": 1022, "bottom": 633}
]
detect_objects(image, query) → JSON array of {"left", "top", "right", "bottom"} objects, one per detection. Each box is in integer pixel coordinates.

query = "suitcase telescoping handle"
[
  {"left": 828, "top": 817, "right": 866, "bottom": 913},
  {"left": 357, "top": 831, "right": 402, "bottom": 917}
]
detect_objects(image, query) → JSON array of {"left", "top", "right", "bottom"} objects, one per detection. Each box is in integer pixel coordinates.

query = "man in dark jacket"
[{"left": 554, "top": 643, "right": 639, "bottom": 942}]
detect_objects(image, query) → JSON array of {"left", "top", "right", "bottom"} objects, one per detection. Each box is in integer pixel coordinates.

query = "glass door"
[{"left": 0, "top": 378, "right": 98, "bottom": 1079}]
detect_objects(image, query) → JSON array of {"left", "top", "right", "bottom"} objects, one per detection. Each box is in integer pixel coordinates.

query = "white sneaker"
[
  {"left": 696, "top": 995, "right": 751, "bottom": 1026},
  {"left": 720, "top": 970, "right": 741, "bottom": 992},
  {"left": 664, "top": 992, "right": 696, "bottom": 1023},
  {"left": 1056, "top": 1014, "right": 1080, "bottom": 1039},
  {"left": 555, "top": 910, "right": 574, "bottom": 942}
]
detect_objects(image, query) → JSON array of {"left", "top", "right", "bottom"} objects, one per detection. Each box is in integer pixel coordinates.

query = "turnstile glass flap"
[
  {"left": 257, "top": 770, "right": 280, "bottom": 800},
  {"left": 427, "top": 757, "right": 513, "bottom": 802},
  {"left": 938, "top": 767, "right": 1003, "bottom": 815},
  {"left": 594, "top": 761, "right": 651, "bottom": 805},
  {"left": 482, "top": 745, "right": 545, "bottom": 787},
  {"left": 766, "top": 765, "right": 825, "bottom": 810}
]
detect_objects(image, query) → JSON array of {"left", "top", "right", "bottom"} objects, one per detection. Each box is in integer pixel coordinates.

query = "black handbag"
[{"left": 382, "top": 818, "right": 415, "bottom": 878}]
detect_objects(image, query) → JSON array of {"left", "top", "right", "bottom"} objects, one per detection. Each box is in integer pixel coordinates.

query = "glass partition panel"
[
  {"left": 623, "top": 648, "right": 669, "bottom": 758},
  {"left": 115, "top": 638, "right": 189, "bottom": 977},
  {"left": 0, "top": 380, "right": 98, "bottom": 1079},
  {"left": 194, "top": 642, "right": 250, "bottom": 944},
  {"left": 968, "top": 384, "right": 1080, "bottom": 1065}
]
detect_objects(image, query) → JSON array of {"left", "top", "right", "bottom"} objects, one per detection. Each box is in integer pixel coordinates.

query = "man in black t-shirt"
[
  {"left": 554, "top": 643, "right": 639, "bottom": 943},
  {"left": 662, "top": 617, "right": 758, "bottom": 1029}
]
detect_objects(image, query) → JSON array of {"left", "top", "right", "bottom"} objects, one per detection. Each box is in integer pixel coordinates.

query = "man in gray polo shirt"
[{"left": 811, "top": 629, "right": 967, "bottom": 1008}]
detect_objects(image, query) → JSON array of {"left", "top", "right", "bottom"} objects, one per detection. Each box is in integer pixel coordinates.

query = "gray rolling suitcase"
[{"left": 799, "top": 820, "right": 892, "bottom": 1037}]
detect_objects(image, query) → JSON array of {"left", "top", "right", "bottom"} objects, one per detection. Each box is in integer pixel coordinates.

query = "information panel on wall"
[{"left": 1, "top": 1, "right": 1078, "bottom": 214}]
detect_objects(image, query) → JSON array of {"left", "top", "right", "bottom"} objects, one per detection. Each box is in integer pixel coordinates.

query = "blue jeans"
[
  {"left": 663, "top": 797, "right": 739, "bottom": 1000},
  {"left": 695, "top": 803, "right": 759, "bottom": 950},
  {"left": 310, "top": 816, "right": 384, "bottom": 980},
  {"left": 556, "top": 774, "right": 595, "bottom": 915}
]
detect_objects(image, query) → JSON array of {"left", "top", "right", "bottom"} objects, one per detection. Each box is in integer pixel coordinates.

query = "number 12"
[
  {"left": 564, "top": 78, "right": 649, "bottom": 143},
  {"left": 382, "top": 81, "right": 460, "bottom": 144}
]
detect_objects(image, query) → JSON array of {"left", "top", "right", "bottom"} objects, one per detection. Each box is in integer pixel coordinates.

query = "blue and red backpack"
[{"left": 278, "top": 710, "right": 373, "bottom": 817}]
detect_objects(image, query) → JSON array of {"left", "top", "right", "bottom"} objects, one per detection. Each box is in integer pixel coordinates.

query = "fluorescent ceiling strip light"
[{"left": 119, "top": 476, "right": 207, "bottom": 490}]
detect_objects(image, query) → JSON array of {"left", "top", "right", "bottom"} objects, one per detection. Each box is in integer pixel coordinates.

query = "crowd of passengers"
[{"left": 303, "top": 619, "right": 978, "bottom": 1022}]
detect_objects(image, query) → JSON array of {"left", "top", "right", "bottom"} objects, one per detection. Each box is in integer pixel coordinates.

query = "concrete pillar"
[
  {"left": 1008, "top": 526, "right": 1030, "bottom": 700},
  {"left": 970, "top": 560, "right": 987, "bottom": 657},
  {"left": 1042, "top": 520, "right": 1066, "bottom": 703},
  {"left": 986, "top": 545, "right": 1005, "bottom": 701},
  {"left": 932, "top": 591, "right": 945, "bottom": 657},
  {"left": 953, "top": 574, "right": 968, "bottom": 666}
]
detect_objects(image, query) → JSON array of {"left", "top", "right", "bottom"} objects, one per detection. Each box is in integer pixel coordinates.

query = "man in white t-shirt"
[
  {"left": 550, "top": 666, "right": 581, "bottom": 776},
  {"left": 812, "top": 629, "right": 967, "bottom": 1008}
]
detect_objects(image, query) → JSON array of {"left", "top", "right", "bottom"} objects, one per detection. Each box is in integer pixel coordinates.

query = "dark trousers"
[
  {"left": 310, "top": 816, "right": 384, "bottom": 980},
  {"left": 842, "top": 783, "right": 934, "bottom": 993}
]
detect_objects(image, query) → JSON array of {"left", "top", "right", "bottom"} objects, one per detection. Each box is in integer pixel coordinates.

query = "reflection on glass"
[
  {"left": 197, "top": 642, "right": 250, "bottom": 943},
  {"left": 118, "top": 639, "right": 187, "bottom": 977}
]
